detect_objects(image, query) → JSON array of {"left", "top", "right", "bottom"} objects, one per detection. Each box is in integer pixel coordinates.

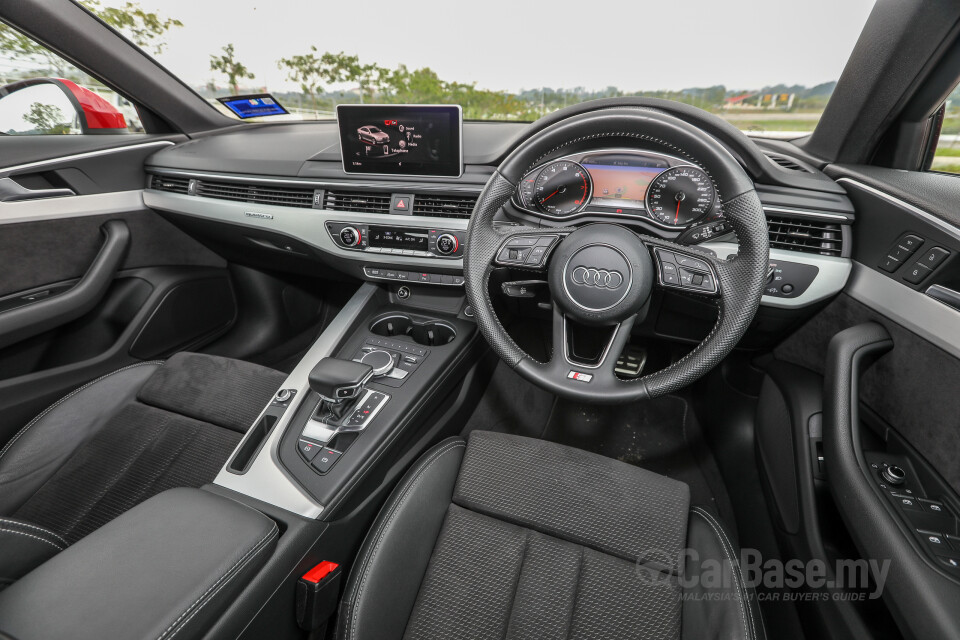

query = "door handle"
[
  {"left": 0, "top": 177, "right": 74, "bottom": 202},
  {"left": 0, "top": 219, "right": 130, "bottom": 349},
  {"left": 925, "top": 284, "right": 960, "bottom": 312}
]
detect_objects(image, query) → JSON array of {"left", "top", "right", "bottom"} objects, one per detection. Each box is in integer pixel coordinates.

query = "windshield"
[{"left": 77, "top": 0, "right": 874, "bottom": 137}]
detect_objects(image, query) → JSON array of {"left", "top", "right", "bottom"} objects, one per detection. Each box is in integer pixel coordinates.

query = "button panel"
[
  {"left": 653, "top": 248, "right": 718, "bottom": 295},
  {"left": 325, "top": 221, "right": 464, "bottom": 259},
  {"left": 495, "top": 235, "right": 560, "bottom": 268},
  {"left": 363, "top": 267, "right": 463, "bottom": 286},
  {"left": 876, "top": 232, "right": 952, "bottom": 288},
  {"left": 868, "top": 455, "right": 960, "bottom": 574}
]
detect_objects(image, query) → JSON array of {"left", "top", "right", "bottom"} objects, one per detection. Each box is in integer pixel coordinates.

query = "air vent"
[
  {"left": 322, "top": 190, "right": 391, "bottom": 214},
  {"left": 411, "top": 194, "right": 477, "bottom": 219},
  {"left": 765, "top": 153, "right": 811, "bottom": 173},
  {"left": 150, "top": 174, "right": 190, "bottom": 194},
  {"left": 195, "top": 180, "right": 314, "bottom": 208},
  {"left": 767, "top": 215, "right": 843, "bottom": 257}
]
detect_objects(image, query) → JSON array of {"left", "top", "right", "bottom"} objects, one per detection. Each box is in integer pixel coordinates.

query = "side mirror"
[{"left": 0, "top": 78, "right": 128, "bottom": 135}]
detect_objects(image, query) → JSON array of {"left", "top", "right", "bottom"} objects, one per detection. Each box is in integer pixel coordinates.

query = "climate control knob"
[
  {"left": 339, "top": 227, "right": 361, "bottom": 247},
  {"left": 436, "top": 233, "right": 459, "bottom": 255}
]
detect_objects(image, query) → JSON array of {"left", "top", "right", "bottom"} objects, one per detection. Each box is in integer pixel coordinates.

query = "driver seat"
[{"left": 337, "top": 430, "right": 765, "bottom": 640}]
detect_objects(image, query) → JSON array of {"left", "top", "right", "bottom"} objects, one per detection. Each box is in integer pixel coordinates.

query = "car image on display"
[
  {"left": 357, "top": 125, "right": 389, "bottom": 146},
  {"left": 4, "top": 2, "right": 960, "bottom": 640}
]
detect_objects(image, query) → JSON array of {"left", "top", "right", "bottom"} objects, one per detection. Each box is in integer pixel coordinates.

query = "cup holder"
[
  {"left": 369, "top": 314, "right": 456, "bottom": 346},
  {"left": 370, "top": 315, "right": 413, "bottom": 338}
]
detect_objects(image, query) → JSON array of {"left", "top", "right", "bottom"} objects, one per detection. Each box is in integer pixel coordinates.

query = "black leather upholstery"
[
  {"left": 0, "top": 488, "right": 278, "bottom": 640},
  {"left": 0, "top": 352, "right": 284, "bottom": 585},
  {"left": 337, "top": 431, "right": 765, "bottom": 640}
]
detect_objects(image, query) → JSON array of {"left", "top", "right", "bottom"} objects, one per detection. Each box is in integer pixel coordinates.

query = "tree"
[
  {"left": 278, "top": 46, "right": 324, "bottom": 111},
  {"left": 81, "top": 1, "right": 182, "bottom": 55},
  {"left": 210, "top": 44, "right": 255, "bottom": 95},
  {"left": 0, "top": 2, "right": 181, "bottom": 80},
  {"left": 23, "top": 102, "right": 71, "bottom": 134}
]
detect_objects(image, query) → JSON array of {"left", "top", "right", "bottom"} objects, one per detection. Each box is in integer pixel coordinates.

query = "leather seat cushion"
[{"left": 0, "top": 353, "right": 285, "bottom": 551}]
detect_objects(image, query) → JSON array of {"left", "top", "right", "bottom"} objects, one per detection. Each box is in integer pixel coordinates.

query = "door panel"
[
  {"left": 0, "top": 138, "right": 235, "bottom": 451},
  {"left": 762, "top": 164, "right": 960, "bottom": 640}
]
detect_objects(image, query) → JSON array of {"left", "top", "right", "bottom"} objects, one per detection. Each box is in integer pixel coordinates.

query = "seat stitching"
[
  {"left": 0, "top": 361, "right": 164, "bottom": 463},
  {"left": 563, "top": 545, "right": 585, "bottom": 640},
  {"left": 0, "top": 527, "right": 64, "bottom": 551},
  {"left": 346, "top": 441, "right": 466, "bottom": 640},
  {"left": 0, "top": 519, "right": 68, "bottom": 547},
  {"left": 695, "top": 508, "right": 759, "bottom": 640},
  {"left": 691, "top": 507, "right": 754, "bottom": 640},
  {"left": 157, "top": 523, "right": 278, "bottom": 640}
]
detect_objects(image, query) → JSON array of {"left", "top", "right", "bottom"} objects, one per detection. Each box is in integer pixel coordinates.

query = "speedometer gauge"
[
  {"left": 646, "top": 166, "right": 716, "bottom": 226},
  {"left": 533, "top": 161, "right": 591, "bottom": 216}
]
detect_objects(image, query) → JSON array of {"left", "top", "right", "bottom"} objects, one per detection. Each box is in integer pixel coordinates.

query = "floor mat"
[{"left": 461, "top": 363, "right": 737, "bottom": 532}]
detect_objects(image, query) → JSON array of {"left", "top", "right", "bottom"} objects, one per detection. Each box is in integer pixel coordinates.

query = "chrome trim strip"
[
  {"left": 143, "top": 191, "right": 467, "bottom": 269},
  {"left": 761, "top": 206, "right": 850, "bottom": 221},
  {"left": 835, "top": 177, "right": 960, "bottom": 244},
  {"left": 925, "top": 284, "right": 960, "bottom": 313},
  {"left": 847, "top": 262, "right": 960, "bottom": 361},
  {"left": 213, "top": 283, "right": 380, "bottom": 518},
  {"left": 0, "top": 190, "right": 146, "bottom": 224},
  {"left": 0, "top": 140, "right": 174, "bottom": 176},
  {"left": 146, "top": 167, "right": 487, "bottom": 193},
  {"left": 702, "top": 241, "right": 851, "bottom": 308}
]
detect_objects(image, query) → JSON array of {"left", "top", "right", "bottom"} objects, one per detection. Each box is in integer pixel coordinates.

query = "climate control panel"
[{"left": 325, "top": 221, "right": 465, "bottom": 259}]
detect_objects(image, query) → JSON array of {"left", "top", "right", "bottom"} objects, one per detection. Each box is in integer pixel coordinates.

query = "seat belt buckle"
[{"left": 296, "top": 561, "right": 342, "bottom": 632}]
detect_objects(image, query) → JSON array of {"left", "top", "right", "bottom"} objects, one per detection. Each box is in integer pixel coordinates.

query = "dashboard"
[{"left": 141, "top": 106, "right": 856, "bottom": 317}]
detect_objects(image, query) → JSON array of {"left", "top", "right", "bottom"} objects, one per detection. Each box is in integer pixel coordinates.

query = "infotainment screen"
[{"left": 337, "top": 105, "right": 462, "bottom": 177}]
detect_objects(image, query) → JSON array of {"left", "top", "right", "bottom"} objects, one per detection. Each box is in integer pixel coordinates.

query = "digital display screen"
[
  {"left": 337, "top": 105, "right": 462, "bottom": 177},
  {"left": 583, "top": 163, "right": 667, "bottom": 209},
  {"left": 369, "top": 226, "right": 429, "bottom": 251},
  {"left": 218, "top": 94, "right": 288, "bottom": 119}
]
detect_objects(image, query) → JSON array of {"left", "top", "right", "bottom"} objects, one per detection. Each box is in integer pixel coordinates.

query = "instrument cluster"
[{"left": 512, "top": 148, "right": 725, "bottom": 232}]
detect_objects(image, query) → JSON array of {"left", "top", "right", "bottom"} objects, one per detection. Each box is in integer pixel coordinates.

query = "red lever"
[{"left": 302, "top": 561, "right": 339, "bottom": 584}]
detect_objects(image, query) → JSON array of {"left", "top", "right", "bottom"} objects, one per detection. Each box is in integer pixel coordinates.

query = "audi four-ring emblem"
[{"left": 570, "top": 266, "right": 624, "bottom": 289}]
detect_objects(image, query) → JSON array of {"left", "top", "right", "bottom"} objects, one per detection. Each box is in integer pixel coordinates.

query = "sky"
[{"left": 130, "top": 0, "right": 878, "bottom": 94}]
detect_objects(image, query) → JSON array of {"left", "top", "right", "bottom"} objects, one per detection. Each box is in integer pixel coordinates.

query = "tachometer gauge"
[
  {"left": 646, "top": 166, "right": 716, "bottom": 226},
  {"left": 533, "top": 161, "right": 591, "bottom": 216}
]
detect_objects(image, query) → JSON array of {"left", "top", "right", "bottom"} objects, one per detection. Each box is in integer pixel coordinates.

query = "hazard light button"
[{"left": 391, "top": 194, "right": 413, "bottom": 213}]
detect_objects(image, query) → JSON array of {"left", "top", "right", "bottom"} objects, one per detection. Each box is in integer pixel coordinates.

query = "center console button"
[
  {"left": 298, "top": 439, "right": 322, "bottom": 462},
  {"left": 361, "top": 349, "right": 395, "bottom": 376},
  {"left": 311, "top": 448, "right": 342, "bottom": 474}
]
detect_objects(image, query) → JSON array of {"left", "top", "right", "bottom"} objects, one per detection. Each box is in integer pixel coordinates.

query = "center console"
[{"left": 213, "top": 282, "right": 480, "bottom": 519}]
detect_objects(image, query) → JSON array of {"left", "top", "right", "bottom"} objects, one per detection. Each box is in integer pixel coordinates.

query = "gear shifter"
[{"left": 308, "top": 357, "right": 374, "bottom": 422}]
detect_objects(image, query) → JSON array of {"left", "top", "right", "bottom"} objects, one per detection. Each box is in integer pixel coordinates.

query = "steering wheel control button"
[
  {"left": 882, "top": 465, "right": 906, "bottom": 485},
  {"left": 496, "top": 235, "right": 559, "bottom": 267},
  {"left": 676, "top": 255, "right": 710, "bottom": 272},
  {"left": 654, "top": 248, "right": 718, "bottom": 295}
]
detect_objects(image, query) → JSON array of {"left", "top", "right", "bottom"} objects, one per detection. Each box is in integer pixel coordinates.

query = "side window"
[
  {"left": 931, "top": 84, "right": 960, "bottom": 174},
  {"left": 0, "top": 23, "right": 143, "bottom": 134}
]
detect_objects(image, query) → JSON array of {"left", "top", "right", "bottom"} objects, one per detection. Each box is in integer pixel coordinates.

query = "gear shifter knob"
[{"left": 308, "top": 357, "right": 373, "bottom": 402}]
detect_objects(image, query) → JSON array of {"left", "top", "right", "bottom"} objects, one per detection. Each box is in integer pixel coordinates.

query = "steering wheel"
[{"left": 464, "top": 108, "right": 769, "bottom": 403}]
